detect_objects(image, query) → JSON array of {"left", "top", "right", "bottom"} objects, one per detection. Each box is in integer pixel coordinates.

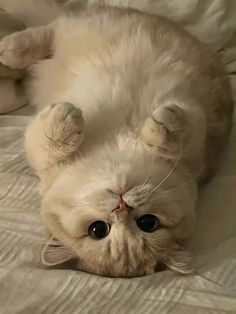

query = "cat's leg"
[
  {"left": 141, "top": 104, "right": 187, "bottom": 155},
  {"left": 0, "top": 25, "right": 53, "bottom": 69},
  {"left": 25, "top": 102, "right": 84, "bottom": 187}
]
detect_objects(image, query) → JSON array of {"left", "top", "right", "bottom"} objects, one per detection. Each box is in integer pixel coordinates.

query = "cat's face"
[{"left": 41, "top": 141, "right": 197, "bottom": 277}]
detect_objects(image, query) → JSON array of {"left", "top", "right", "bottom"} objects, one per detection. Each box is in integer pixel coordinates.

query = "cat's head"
[{"left": 40, "top": 137, "right": 196, "bottom": 277}]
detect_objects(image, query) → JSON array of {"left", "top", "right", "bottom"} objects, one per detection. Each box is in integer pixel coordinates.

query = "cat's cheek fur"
[{"left": 164, "top": 247, "right": 194, "bottom": 274}]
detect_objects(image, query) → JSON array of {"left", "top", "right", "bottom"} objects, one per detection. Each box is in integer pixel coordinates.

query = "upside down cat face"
[{"left": 41, "top": 145, "right": 196, "bottom": 277}]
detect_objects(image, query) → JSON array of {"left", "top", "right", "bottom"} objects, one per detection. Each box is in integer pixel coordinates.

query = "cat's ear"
[
  {"left": 164, "top": 246, "right": 194, "bottom": 274},
  {"left": 41, "top": 237, "right": 76, "bottom": 266}
]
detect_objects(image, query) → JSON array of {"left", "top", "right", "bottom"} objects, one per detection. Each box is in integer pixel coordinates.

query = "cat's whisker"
[
  {"left": 140, "top": 175, "right": 151, "bottom": 187},
  {"left": 147, "top": 143, "right": 183, "bottom": 198},
  {"left": 61, "top": 62, "right": 78, "bottom": 77},
  {"left": 159, "top": 168, "right": 203, "bottom": 195},
  {"left": 18, "top": 241, "right": 53, "bottom": 247},
  {"left": 74, "top": 203, "right": 91, "bottom": 208},
  {"left": 66, "top": 201, "right": 92, "bottom": 208},
  {"left": 149, "top": 167, "right": 203, "bottom": 200}
]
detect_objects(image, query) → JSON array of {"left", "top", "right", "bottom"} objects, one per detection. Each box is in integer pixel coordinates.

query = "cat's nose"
[{"left": 114, "top": 195, "right": 133, "bottom": 213}]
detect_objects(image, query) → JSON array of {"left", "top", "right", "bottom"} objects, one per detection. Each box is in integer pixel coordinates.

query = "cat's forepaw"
[
  {"left": 0, "top": 32, "right": 32, "bottom": 69},
  {"left": 40, "top": 102, "right": 84, "bottom": 153},
  {"left": 141, "top": 104, "right": 185, "bottom": 152}
]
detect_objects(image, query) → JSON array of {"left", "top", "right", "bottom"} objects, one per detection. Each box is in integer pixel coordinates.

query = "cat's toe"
[
  {"left": 43, "top": 102, "right": 83, "bottom": 123},
  {"left": 0, "top": 34, "right": 28, "bottom": 69},
  {"left": 152, "top": 104, "right": 184, "bottom": 133},
  {"left": 141, "top": 116, "right": 167, "bottom": 148},
  {"left": 141, "top": 104, "right": 185, "bottom": 152},
  {"left": 40, "top": 102, "right": 84, "bottom": 149}
]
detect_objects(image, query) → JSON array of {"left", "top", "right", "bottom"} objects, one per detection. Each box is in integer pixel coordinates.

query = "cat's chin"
[
  {"left": 75, "top": 260, "right": 192, "bottom": 278},
  {"left": 76, "top": 264, "right": 157, "bottom": 278},
  {"left": 41, "top": 244, "right": 194, "bottom": 277},
  {"left": 74, "top": 257, "right": 170, "bottom": 278},
  {"left": 42, "top": 255, "right": 162, "bottom": 278}
]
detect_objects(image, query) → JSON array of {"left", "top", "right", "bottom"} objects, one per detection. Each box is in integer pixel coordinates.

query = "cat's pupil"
[
  {"left": 136, "top": 214, "right": 159, "bottom": 232},
  {"left": 88, "top": 221, "right": 110, "bottom": 239}
]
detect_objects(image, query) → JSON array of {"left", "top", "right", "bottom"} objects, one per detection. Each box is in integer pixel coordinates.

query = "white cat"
[{"left": 0, "top": 4, "right": 233, "bottom": 277}]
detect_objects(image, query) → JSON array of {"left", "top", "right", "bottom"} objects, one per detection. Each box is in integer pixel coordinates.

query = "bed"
[{"left": 0, "top": 1, "right": 236, "bottom": 313}]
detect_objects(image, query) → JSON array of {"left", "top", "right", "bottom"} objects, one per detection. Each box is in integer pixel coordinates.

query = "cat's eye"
[
  {"left": 136, "top": 214, "right": 159, "bottom": 233},
  {"left": 88, "top": 221, "right": 111, "bottom": 239}
]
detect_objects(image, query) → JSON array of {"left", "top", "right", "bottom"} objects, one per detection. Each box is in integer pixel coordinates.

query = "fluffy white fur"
[{"left": 0, "top": 3, "right": 233, "bottom": 277}]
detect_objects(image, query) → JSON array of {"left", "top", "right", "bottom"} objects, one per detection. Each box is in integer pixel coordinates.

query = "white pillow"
[
  {"left": 2, "top": 0, "right": 236, "bottom": 50},
  {"left": 87, "top": 0, "right": 236, "bottom": 51}
]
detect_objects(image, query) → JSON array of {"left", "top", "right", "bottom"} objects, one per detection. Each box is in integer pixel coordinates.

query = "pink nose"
[{"left": 115, "top": 195, "right": 132, "bottom": 212}]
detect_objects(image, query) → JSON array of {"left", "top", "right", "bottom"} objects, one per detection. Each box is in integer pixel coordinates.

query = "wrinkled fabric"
[
  {"left": 0, "top": 1, "right": 236, "bottom": 313},
  {"left": 0, "top": 11, "right": 25, "bottom": 114},
  {"left": 86, "top": 0, "right": 236, "bottom": 50}
]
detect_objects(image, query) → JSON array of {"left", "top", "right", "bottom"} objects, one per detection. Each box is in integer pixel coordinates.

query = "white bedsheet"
[{"left": 0, "top": 1, "right": 236, "bottom": 313}]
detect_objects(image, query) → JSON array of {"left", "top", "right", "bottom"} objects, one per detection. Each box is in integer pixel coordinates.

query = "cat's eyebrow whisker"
[
  {"left": 140, "top": 175, "right": 151, "bottom": 186},
  {"left": 65, "top": 201, "right": 92, "bottom": 208},
  {"left": 159, "top": 167, "right": 204, "bottom": 195},
  {"left": 18, "top": 241, "right": 55, "bottom": 246},
  {"left": 147, "top": 142, "right": 183, "bottom": 198},
  {"left": 61, "top": 62, "right": 78, "bottom": 77},
  {"left": 149, "top": 166, "right": 204, "bottom": 201},
  {"left": 74, "top": 203, "right": 91, "bottom": 207}
]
